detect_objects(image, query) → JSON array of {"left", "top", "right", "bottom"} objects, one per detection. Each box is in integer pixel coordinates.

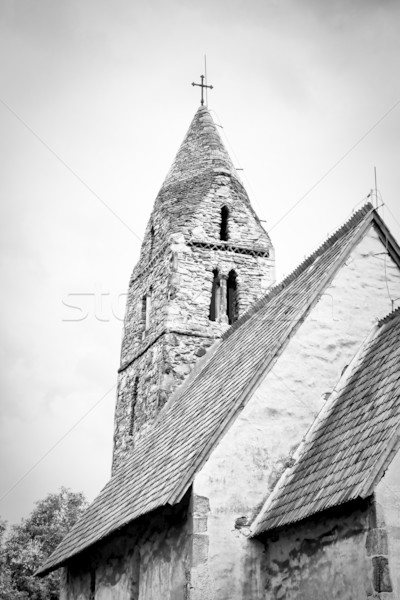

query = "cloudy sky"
[{"left": 0, "top": 0, "right": 399, "bottom": 524}]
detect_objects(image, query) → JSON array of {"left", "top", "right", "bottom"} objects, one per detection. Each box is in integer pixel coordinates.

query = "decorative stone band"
[
  {"left": 129, "top": 239, "right": 270, "bottom": 286},
  {"left": 188, "top": 240, "right": 270, "bottom": 258}
]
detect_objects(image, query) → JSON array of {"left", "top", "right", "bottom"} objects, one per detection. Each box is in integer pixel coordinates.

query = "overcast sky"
[{"left": 1, "top": 0, "right": 399, "bottom": 525}]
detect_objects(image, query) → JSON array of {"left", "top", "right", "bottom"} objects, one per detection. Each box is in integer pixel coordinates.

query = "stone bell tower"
[{"left": 112, "top": 105, "right": 275, "bottom": 472}]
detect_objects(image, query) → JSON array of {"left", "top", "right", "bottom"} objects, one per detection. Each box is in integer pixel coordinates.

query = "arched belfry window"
[
  {"left": 209, "top": 269, "right": 221, "bottom": 321},
  {"left": 220, "top": 206, "right": 229, "bottom": 241},
  {"left": 227, "top": 270, "right": 238, "bottom": 324},
  {"left": 128, "top": 377, "right": 139, "bottom": 436}
]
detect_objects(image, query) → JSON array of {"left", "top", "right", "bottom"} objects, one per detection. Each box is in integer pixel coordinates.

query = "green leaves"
[{"left": 0, "top": 488, "right": 87, "bottom": 600}]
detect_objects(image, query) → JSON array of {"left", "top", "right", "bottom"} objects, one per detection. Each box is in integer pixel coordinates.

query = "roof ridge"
[
  {"left": 222, "top": 202, "right": 374, "bottom": 341},
  {"left": 378, "top": 305, "right": 400, "bottom": 327}
]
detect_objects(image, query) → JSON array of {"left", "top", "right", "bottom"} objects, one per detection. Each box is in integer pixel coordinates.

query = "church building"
[{"left": 37, "top": 101, "right": 400, "bottom": 599}]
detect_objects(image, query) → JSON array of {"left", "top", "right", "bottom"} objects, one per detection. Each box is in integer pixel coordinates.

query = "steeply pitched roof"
[
  {"left": 251, "top": 307, "right": 400, "bottom": 535},
  {"left": 38, "top": 203, "right": 398, "bottom": 575},
  {"left": 162, "top": 105, "right": 239, "bottom": 189},
  {"left": 132, "top": 106, "right": 270, "bottom": 276}
]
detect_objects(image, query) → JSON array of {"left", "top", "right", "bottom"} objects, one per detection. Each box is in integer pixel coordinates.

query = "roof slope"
[
  {"left": 252, "top": 307, "right": 400, "bottom": 535},
  {"left": 38, "top": 203, "right": 392, "bottom": 575},
  {"left": 132, "top": 106, "right": 271, "bottom": 277},
  {"left": 162, "top": 105, "right": 239, "bottom": 188}
]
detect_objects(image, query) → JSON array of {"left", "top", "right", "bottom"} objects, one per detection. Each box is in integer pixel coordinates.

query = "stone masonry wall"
[
  {"left": 112, "top": 105, "right": 275, "bottom": 472},
  {"left": 375, "top": 447, "right": 400, "bottom": 597},
  {"left": 61, "top": 497, "right": 190, "bottom": 600},
  {"left": 260, "top": 500, "right": 376, "bottom": 600},
  {"left": 260, "top": 495, "right": 398, "bottom": 599},
  {"left": 122, "top": 170, "right": 273, "bottom": 366},
  {"left": 120, "top": 249, "right": 170, "bottom": 368},
  {"left": 113, "top": 166, "right": 275, "bottom": 472},
  {"left": 112, "top": 239, "right": 274, "bottom": 472},
  {"left": 112, "top": 331, "right": 216, "bottom": 473}
]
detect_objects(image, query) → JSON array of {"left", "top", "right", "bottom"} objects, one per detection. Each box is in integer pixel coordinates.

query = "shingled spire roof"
[
  {"left": 161, "top": 105, "right": 239, "bottom": 189},
  {"left": 131, "top": 105, "right": 267, "bottom": 271}
]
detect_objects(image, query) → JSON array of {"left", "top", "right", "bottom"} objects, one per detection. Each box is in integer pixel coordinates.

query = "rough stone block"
[
  {"left": 193, "top": 494, "right": 210, "bottom": 515},
  {"left": 366, "top": 528, "right": 388, "bottom": 556},
  {"left": 372, "top": 556, "right": 393, "bottom": 593},
  {"left": 193, "top": 517, "right": 208, "bottom": 533},
  {"left": 192, "top": 534, "right": 209, "bottom": 566}
]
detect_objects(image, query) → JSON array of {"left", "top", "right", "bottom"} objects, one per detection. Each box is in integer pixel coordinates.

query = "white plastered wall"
[
  {"left": 375, "top": 447, "right": 400, "bottom": 597},
  {"left": 190, "top": 225, "right": 400, "bottom": 600}
]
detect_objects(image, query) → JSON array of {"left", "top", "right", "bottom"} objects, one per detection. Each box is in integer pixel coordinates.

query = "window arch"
[
  {"left": 209, "top": 269, "right": 221, "bottom": 321},
  {"left": 220, "top": 206, "right": 229, "bottom": 241},
  {"left": 227, "top": 270, "right": 238, "bottom": 324},
  {"left": 129, "top": 377, "right": 139, "bottom": 436}
]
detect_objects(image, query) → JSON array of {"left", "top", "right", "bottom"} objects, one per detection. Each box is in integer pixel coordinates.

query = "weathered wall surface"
[
  {"left": 61, "top": 563, "right": 91, "bottom": 600},
  {"left": 261, "top": 501, "right": 373, "bottom": 600},
  {"left": 62, "top": 500, "right": 190, "bottom": 600},
  {"left": 112, "top": 106, "right": 276, "bottom": 472},
  {"left": 113, "top": 329, "right": 217, "bottom": 472},
  {"left": 190, "top": 226, "right": 400, "bottom": 599},
  {"left": 375, "top": 448, "right": 400, "bottom": 598},
  {"left": 113, "top": 170, "right": 275, "bottom": 472}
]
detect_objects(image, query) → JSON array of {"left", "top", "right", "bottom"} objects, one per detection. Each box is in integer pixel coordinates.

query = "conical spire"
[{"left": 162, "top": 105, "right": 239, "bottom": 189}]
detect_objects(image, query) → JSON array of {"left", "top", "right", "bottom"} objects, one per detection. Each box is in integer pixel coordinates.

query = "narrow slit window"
[
  {"left": 146, "top": 287, "right": 152, "bottom": 330},
  {"left": 90, "top": 568, "right": 96, "bottom": 600},
  {"left": 209, "top": 269, "right": 221, "bottom": 321},
  {"left": 141, "top": 287, "right": 152, "bottom": 331},
  {"left": 220, "top": 206, "right": 229, "bottom": 241},
  {"left": 129, "top": 377, "right": 139, "bottom": 436},
  {"left": 149, "top": 225, "right": 155, "bottom": 257},
  {"left": 141, "top": 295, "right": 147, "bottom": 329},
  {"left": 227, "top": 270, "right": 238, "bottom": 324}
]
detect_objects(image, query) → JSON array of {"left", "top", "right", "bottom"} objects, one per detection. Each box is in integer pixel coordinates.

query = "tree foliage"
[{"left": 0, "top": 487, "right": 88, "bottom": 600}]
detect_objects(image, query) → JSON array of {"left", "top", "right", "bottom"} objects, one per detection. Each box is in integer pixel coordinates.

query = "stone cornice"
[{"left": 188, "top": 240, "right": 270, "bottom": 258}]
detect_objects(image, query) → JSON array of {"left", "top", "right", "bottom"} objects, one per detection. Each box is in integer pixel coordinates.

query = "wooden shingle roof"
[
  {"left": 252, "top": 307, "right": 400, "bottom": 535},
  {"left": 38, "top": 203, "right": 397, "bottom": 575},
  {"left": 162, "top": 105, "right": 239, "bottom": 188},
  {"left": 131, "top": 106, "right": 271, "bottom": 280}
]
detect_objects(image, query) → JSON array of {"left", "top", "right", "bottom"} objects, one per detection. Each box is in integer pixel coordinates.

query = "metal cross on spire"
[{"left": 192, "top": 75, "right": 213, "bottom": 106}]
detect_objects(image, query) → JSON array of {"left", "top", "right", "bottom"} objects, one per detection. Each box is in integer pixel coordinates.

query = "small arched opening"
[
  {"left": 220, "top": 206, "right": 229, "bottom": 241},
  {"left": 209, "top": 269, "right": 221, "bottom": 321},
  {"left": 227, "top": 270, "right": 238, "bottom": 324}
]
